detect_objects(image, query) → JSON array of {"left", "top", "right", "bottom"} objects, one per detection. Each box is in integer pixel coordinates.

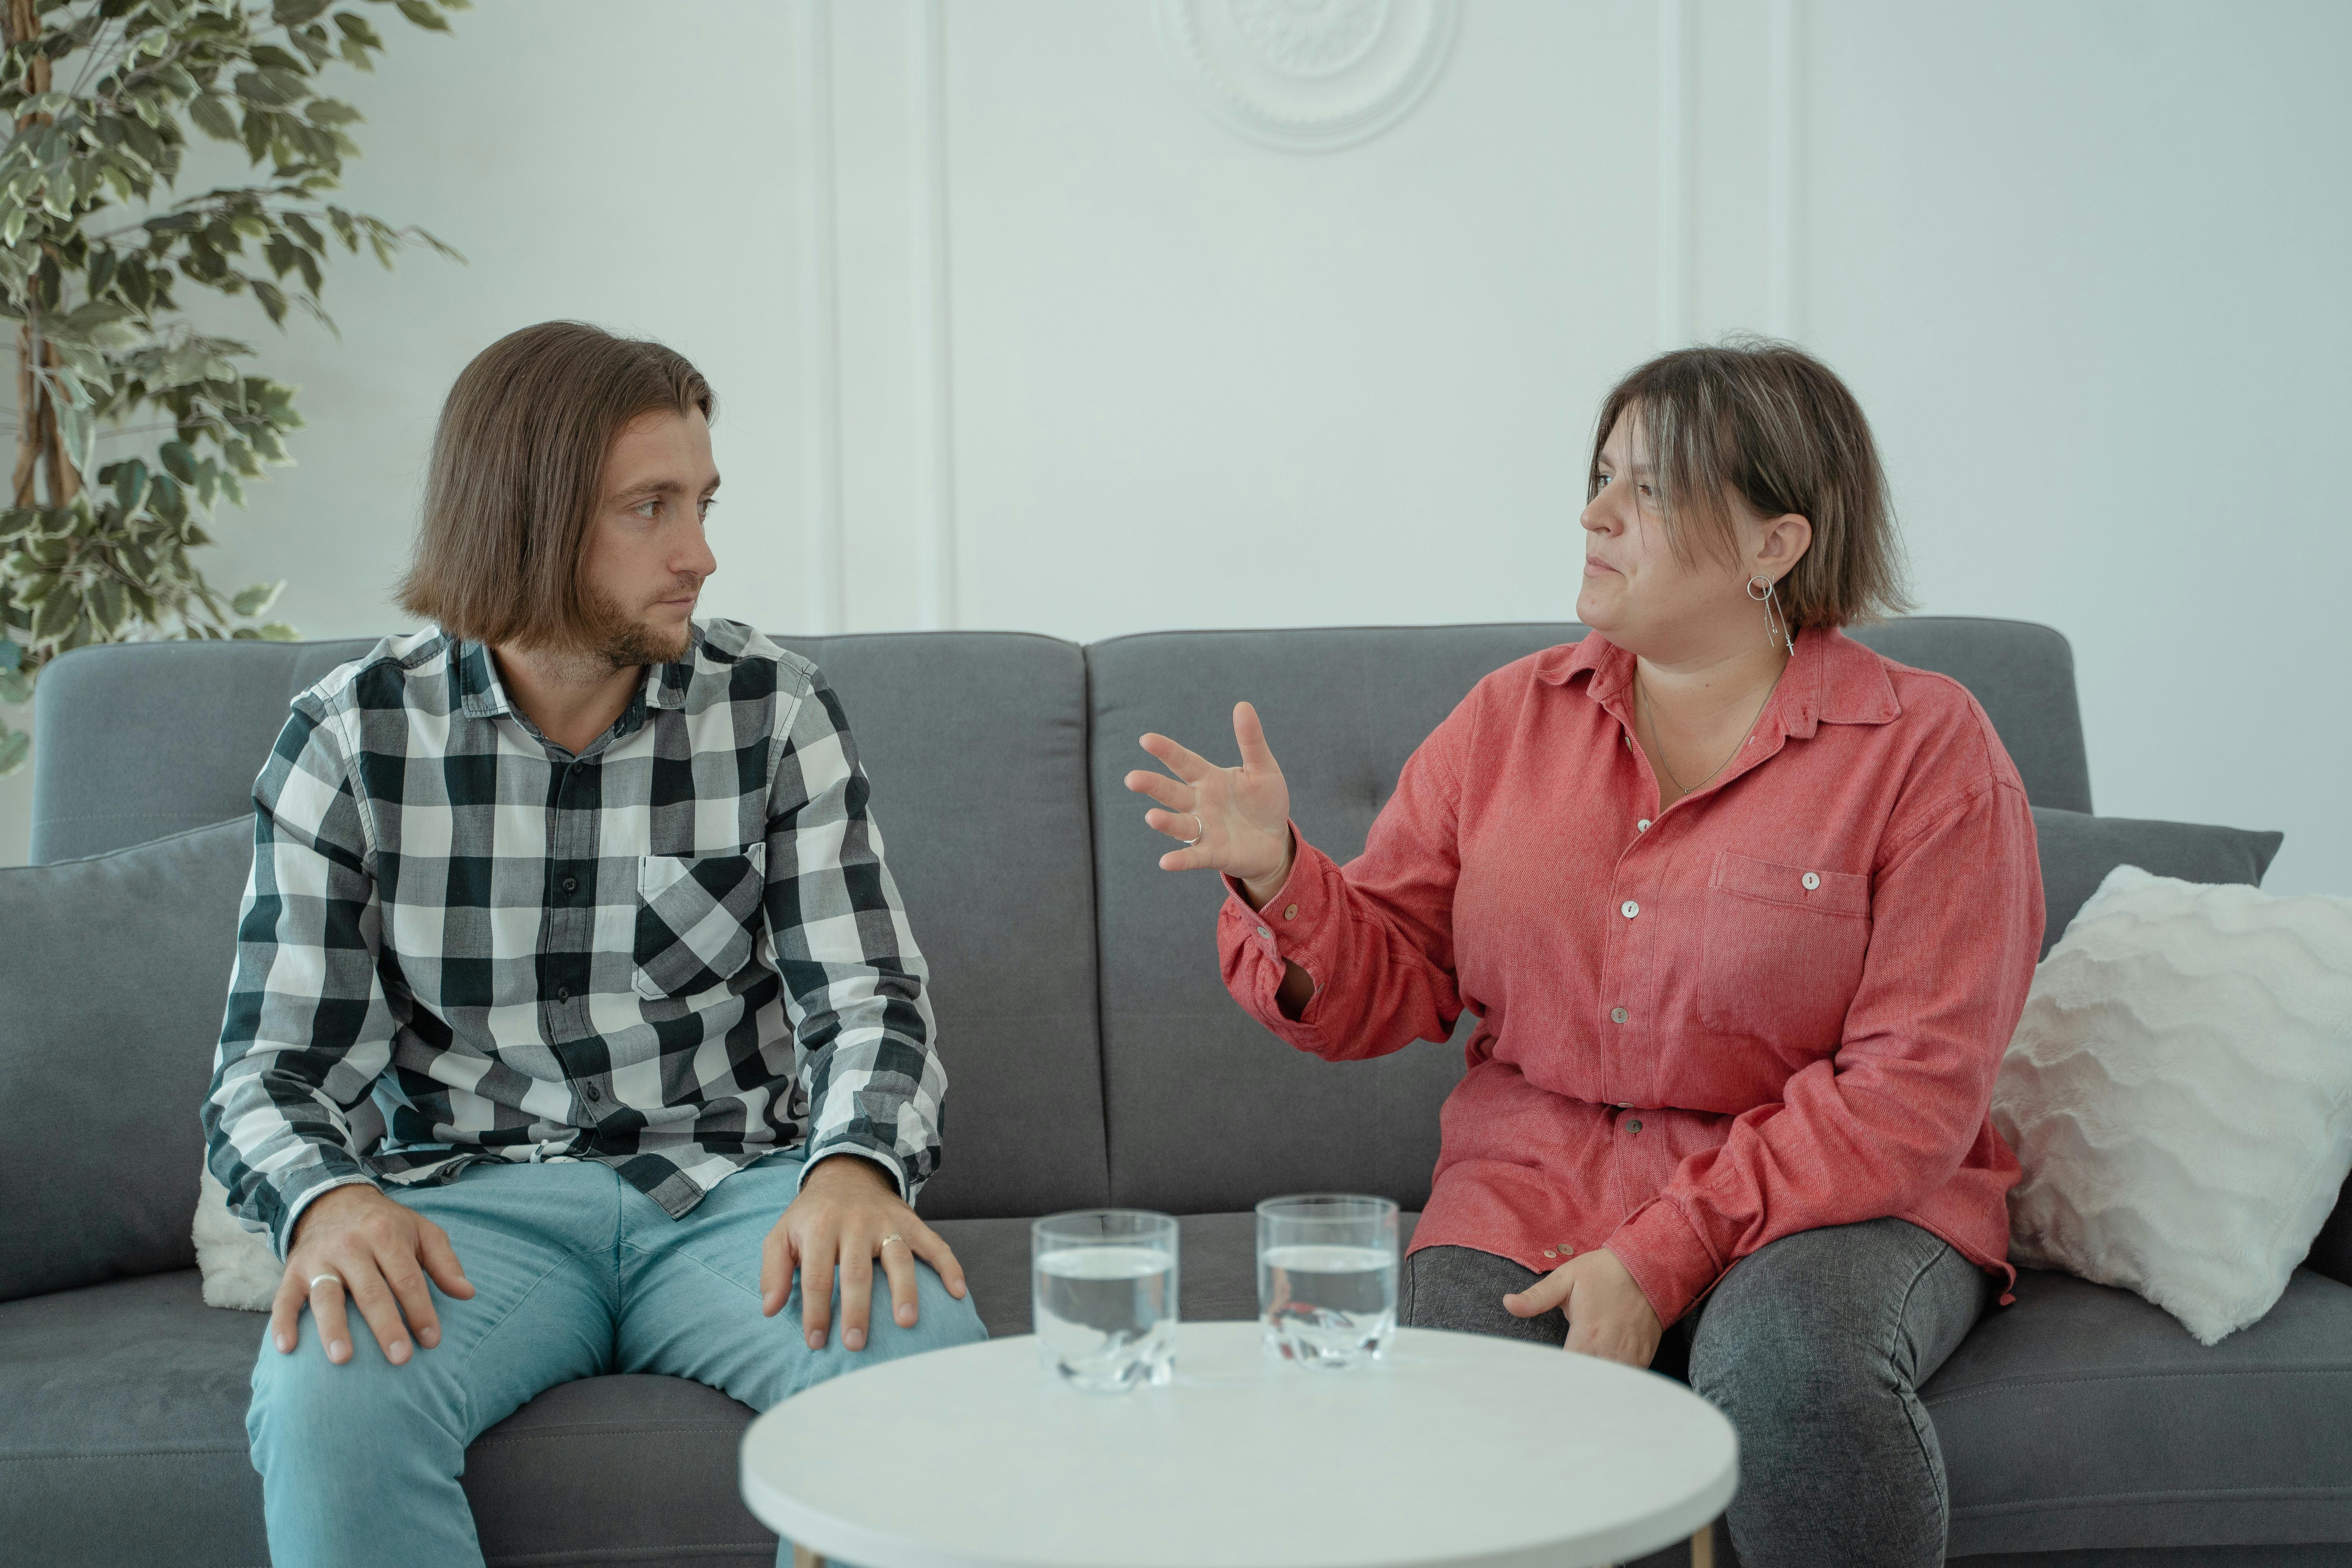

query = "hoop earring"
[{"left": 1748, "top": 573, "right": 1795, "bottom": 654}]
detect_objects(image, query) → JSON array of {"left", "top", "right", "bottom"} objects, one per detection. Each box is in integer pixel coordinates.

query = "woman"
[{"left": 1125, "top": 341, "right": 2042, "bottom": 1567}]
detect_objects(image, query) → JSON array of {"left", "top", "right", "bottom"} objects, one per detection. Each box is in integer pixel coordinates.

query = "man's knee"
[
  {"left": 873, "top": 1265, "right": 988, "bottom": 1357},
  {"left": 247, "top": 1322, "right": 468, "bottom": 1468}
]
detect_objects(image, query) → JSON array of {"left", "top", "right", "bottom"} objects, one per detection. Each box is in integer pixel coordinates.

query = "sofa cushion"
[
  {"left": 0, "top": 1269, "right": 778, "bottom": 1568},
  {"left": 1924, "top": 1265, "right": 2352, "bottom": 1557},
  {"left": 0, "top": 818, "right": 255, "bottom": 1304},
  {"left": 2029, "top": 806, "right": 2284, "bottom": 959}
]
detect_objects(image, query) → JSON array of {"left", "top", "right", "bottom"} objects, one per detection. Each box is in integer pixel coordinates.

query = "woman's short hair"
[
  {"left": 396, "top": 321, "right": 715, "bottom": 649},
  {"left": 1588, "top": 338, "right": 1910, "bottom": 628}
]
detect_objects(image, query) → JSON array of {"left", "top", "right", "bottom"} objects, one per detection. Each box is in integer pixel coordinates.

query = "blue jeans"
[{"left": 245, "top": 1152, "right": 987, "bottom": 1567}]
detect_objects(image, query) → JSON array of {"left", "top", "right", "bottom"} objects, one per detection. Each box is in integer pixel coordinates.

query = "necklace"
[{"left": 1636, "top": 665, "right": 1783, "bottom": 799}]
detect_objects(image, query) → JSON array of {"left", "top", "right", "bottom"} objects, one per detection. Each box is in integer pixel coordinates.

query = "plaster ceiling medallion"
[{"left": 1154, "top": 0, "right": 1461, "bottom": 153}]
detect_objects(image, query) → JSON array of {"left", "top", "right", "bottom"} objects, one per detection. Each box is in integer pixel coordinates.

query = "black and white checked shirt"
[{"left": 202, "top": 619, "right": 945, "bottom": 1258}]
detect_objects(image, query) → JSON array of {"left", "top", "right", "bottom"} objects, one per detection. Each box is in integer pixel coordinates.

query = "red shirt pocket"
[{"left": 1697, "top": 849, "right": 1872, "bottom": 1049}]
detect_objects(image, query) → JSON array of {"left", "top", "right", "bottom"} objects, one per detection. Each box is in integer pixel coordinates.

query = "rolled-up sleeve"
[
  {"left": 203, "top": 700, "right": 396, "bottom": 1259},
  {"left": 1218, "top": 697, "right": 1473, "bottom": 1063},
  {"left": 1607, "top": 776, "right": 2043, "bottom": 1327},
  {"left": 763, "top": 677, "right": 945, "bottom": 1201}
]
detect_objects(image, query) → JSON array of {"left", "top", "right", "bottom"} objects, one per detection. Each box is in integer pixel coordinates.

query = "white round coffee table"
[{"left": 741, "top": 1322, "right": 1737, "bottom": 1568}]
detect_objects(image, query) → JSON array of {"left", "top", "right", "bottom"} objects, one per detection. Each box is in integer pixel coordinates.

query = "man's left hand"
[
  {"left": 763, "top": 1155, "right": 967, "bottom": 1351},
  {"left": 1501, "top": 1246, "right": 1664, "bottom": 1368}
]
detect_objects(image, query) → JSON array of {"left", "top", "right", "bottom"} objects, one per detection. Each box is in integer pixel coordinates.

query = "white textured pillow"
[
  {"left": 195, "top": 1166, "right": 280, "bottom": 1311},
  {"left": 1993, "top": 865, "right": 2352, "bottom": 1344}
]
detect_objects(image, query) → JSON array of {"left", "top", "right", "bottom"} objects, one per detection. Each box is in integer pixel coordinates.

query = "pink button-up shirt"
[{"left": 1218, "top": 627, "right": 2042, "bottom": 1327}]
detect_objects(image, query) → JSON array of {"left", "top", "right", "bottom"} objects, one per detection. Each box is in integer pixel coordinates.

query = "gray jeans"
[{"left": 1401, "top": 1218, "right": 1993, "bottom": 1568}]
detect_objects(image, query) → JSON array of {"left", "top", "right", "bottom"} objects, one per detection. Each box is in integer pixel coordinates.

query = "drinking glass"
[
  {"left": 1031, "top": 1209, "right": 1180, "bottom": 1392},
  {"left": 1256, "top": 1193, "right": 1399, "bottom": 1368}
]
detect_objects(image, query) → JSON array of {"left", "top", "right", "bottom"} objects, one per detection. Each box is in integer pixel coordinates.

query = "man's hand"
[
  {"left": 272, "top": 1183, "right": 474, "bottom": 1367},
  {"left": 1503, "top": 1246, "right": 1664, "bottom": 1368},
  {"left": 764, "top": 1154, "right": 967, "bottom": 1351}
]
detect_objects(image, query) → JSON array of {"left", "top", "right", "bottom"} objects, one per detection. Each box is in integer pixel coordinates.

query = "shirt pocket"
[
  {"left": 1696, "top": 849, "right": 1872, "bottom": 1045},
  {"left": 632, "top": 844, "right": 769, "bottom": 1000}
]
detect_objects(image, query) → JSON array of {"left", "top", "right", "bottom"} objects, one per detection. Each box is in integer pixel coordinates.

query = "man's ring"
[
  {"left": 879, "top": 1234, "right": 904, "bottom": 1250},
  {"left": 1178, "top": 813, "right": 1204, "bottom": 846},
  {"left": 308, "top": 1273, "right": 344, "bottom": 1292}
]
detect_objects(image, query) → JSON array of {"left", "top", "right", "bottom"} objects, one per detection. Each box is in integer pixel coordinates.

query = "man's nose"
[{"left": 682, "top": 528, "right": 718, "bottom": 581}]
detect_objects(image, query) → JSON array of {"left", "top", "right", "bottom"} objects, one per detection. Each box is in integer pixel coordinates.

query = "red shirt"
[{"left": 1218, "top": 627, "right": 2042, "bottom": 1327}]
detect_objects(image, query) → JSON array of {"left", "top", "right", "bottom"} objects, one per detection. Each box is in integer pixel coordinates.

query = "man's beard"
[{"left": 576, "top": 584, "right": 696, "bottom": 670}]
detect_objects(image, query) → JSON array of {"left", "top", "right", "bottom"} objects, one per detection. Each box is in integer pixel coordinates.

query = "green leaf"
[
  {"left": 0, "top": 635, "right": 22, "bottom": 671},
  {"left": 234, "top": 70, "right": 307, "bottom": 110},
  {"left": 394, "top": 0, "right": 451, "bottom": 31},
  {"left": 90, "top": 578, "right": 130, "bottom": 637},
  {"left": 189, "top": 93, "right": 239, "bottom": 141},
  {"left": 159, "top": 440, "right": 198, "bottom": 483},
  {"left": 29, "top": 583, "right": 80, "bottom": 643},
  {"left": 111, "top": 459, "right": 150, "bottom": 515},
  {"left": 0, "top": 725, "right": 28, "bottom": 779},
  {"left": 274, "top": 0, "right": 337, "bottom": 26},
  {"left": 0, "top": 668, "right": 30, "bottom": 705},
  {"left": 304, "top": 98, "right": 363, "bottom": 127},
  {"left": 232, "top": 580, "right": 284, "bottom": 617},
  {"left": 257, "top": 621, "right": 300, "bottom": 642}
]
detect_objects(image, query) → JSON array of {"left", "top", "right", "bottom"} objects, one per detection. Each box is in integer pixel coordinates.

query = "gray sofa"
[{"left": 4, "top": 618, "right": 2348, "bottom": 1568}]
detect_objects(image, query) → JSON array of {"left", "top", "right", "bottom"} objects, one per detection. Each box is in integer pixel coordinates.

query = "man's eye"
[
  {"left": 698, "top": 496, "right": 715, "bottom": 518},
  {"left": 635, "top": 499, "right": 661, "bottom": 519}
]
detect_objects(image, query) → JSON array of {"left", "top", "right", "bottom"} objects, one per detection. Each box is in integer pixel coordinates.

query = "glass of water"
[
  {"left": 1031, "top": 1209, "right": 1179, "bottom": 1393},
  {"left": 1257, "top": 1193, "right": 1399, "bottom": 1368}
]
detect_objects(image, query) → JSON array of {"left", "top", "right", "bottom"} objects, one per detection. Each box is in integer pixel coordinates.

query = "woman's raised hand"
[{"left": 1126, "top": 701, "right": 1294, "bottom": 897}]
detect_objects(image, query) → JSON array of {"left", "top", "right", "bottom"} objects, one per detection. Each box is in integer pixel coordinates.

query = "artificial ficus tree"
[{"left": 0, "top": 0, "right": 463, "bottom": 778}]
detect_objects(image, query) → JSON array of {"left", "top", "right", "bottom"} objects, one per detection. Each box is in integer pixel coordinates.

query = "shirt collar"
[
  {"left": 447, "top": 623, "right": 703, "bottom": 722},
  {"left": 1540, "top": 623, "right": 1901, "bottom": 739}
]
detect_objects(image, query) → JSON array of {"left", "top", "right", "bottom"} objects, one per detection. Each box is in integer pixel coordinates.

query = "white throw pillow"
[
  {"left": 1993, "top": 865, "right": 2352, "bottom": 1345},
  {"left": 195, "top": 1166, "right": 281, "bottom": 1311}
]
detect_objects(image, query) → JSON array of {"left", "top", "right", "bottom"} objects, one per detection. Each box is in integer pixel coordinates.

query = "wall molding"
[
  {"left": 796, "top": 0, "right": 846, "bottom": 635},
  {"left": 911, "top": 0, "right": 957, "bottom": 631},
  {"left": 1153, "top": 0, "right": 1459, "bottom": 154},
  {"left": 1764, "top": 0, "right": 1802, "bottom": 338},
  {"left": 1655, "top": 0, "right": 1691, "bottom": 349}
]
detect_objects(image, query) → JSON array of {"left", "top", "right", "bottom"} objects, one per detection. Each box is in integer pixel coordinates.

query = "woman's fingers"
[
  {"left": 1232, "top": 701, "right": 1281, "bottom": 775},
  {"left": 1145, "top": 806, "right": 1206, "bottom": 844},
  {"left": 1122, "top": 768, "right": 1191, "bottom": 811},
  {"left": 1503, "top": 1267, "right": 1574, "bottom": 1319},
  {"left": 1137, "top": 731, "right": 1214, "bottom": 782}
]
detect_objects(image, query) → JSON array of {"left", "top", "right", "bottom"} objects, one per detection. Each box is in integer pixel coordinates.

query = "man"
[{"left": 203, "top": 320, "right": 984, "bottom": 1566}]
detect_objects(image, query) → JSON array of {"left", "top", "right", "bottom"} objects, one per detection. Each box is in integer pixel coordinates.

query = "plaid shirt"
[{"left": 202, "top": 619, "right": 944, "bottom": 1258}]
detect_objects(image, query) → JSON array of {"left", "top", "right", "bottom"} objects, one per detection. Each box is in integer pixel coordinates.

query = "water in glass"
[
  {"left": 1257, "top": 1195, "right": 1399, "bottom": 1368},
  {"left": 1032, "top": 1210, "right": 1178, "bottom": 1392}
]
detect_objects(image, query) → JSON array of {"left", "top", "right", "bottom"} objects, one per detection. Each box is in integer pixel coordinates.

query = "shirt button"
[
  {"left": 1628, "top": 1119, "right": 1643, "bottom": 1133},
  {"left": 1801, "top": 871, "right": 1821, "bottom": 891},
  {"left": 1620, "top": 900, "right": 1639, "bottom": 919},
  {"left": 585, "top": 1084, "right": 602, "bottom": 1102},
  {"left": 1543, "top": 1249, "right": 1557, "bottom": 1259},
  {"left": 554, "top": 985, "right": 570, "bottom": 1002},
  {"left": 1256, "top": 926, "right": 1273, "bottom": 940},
  {"left": 1283, "top": 904, "right": 1299, "bottom": 920},
  {"left": 1610, "top": 1006, "right": 1628, "bottom": 1024},
  {"left": 1637, "top": 819, "right": 1651, "bottom": 832},
  {"left": 561, "top": 875, "right": 579, "bottom": 894},
  {"left": 1559, "top": 1243, "right": 1576, "bottom": 1256}
]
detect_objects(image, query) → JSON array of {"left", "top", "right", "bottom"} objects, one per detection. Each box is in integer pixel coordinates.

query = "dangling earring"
[{"left": 1748, "top": 573, "right": 1794, "bottom": 654}]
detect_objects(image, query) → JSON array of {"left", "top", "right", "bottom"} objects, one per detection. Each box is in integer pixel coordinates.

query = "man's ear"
[{"left": 1758, "top": 512, "right": 1813, "bottom": 577}]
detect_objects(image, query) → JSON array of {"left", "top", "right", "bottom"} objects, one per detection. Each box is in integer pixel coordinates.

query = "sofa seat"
[
  {"left": 0, "top": 1214, "right": 1395, "bottom": 1567},
  {"left": 1926, "top": 1266, "right": 2352, "bottom": 1560}
]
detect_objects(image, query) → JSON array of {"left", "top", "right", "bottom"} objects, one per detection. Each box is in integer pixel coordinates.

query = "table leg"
[
  {"left": 793, "top": 1545, "right": 826, "bottom": 1568},
  {"left": 1690, "top": 1524, "right": 1713, "bottom": 1568}
]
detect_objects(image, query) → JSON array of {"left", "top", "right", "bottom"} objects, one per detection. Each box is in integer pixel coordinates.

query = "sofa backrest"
[
  {"left": 29, "top": 629, "right": 1109, "bottom": 1221},
  {"left": 1083, "top": 617, "right": 2095, "bottom": 1214},
  {"left": 29, "top": 615, "right": 2092, "bottom": 1228}
]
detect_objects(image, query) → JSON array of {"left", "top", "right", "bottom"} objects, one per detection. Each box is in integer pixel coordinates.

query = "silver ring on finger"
[
  {"left": 1178, "top": 813, "right": 1204, "bottom": 847},
  {"left": 309, "top": 1272, "right": 344, "bottom": 1292},
  {"left": 878, "top": 1233, "right": 905, "bottom": 1251}
]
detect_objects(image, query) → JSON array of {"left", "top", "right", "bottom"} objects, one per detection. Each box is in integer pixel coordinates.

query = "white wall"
[{"left": 7, "top": 0, "right": 2347, "bottom": 899}]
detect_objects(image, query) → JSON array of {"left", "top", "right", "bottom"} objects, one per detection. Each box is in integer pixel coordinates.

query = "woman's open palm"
[{"left": 1126, "top": 701, "right": 1293, "bottom": 888}]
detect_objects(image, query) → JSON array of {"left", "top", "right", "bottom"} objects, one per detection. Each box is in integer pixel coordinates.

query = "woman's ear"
[{"left": 1757, "top": 512, "right": 1813, "bottom": 578}]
